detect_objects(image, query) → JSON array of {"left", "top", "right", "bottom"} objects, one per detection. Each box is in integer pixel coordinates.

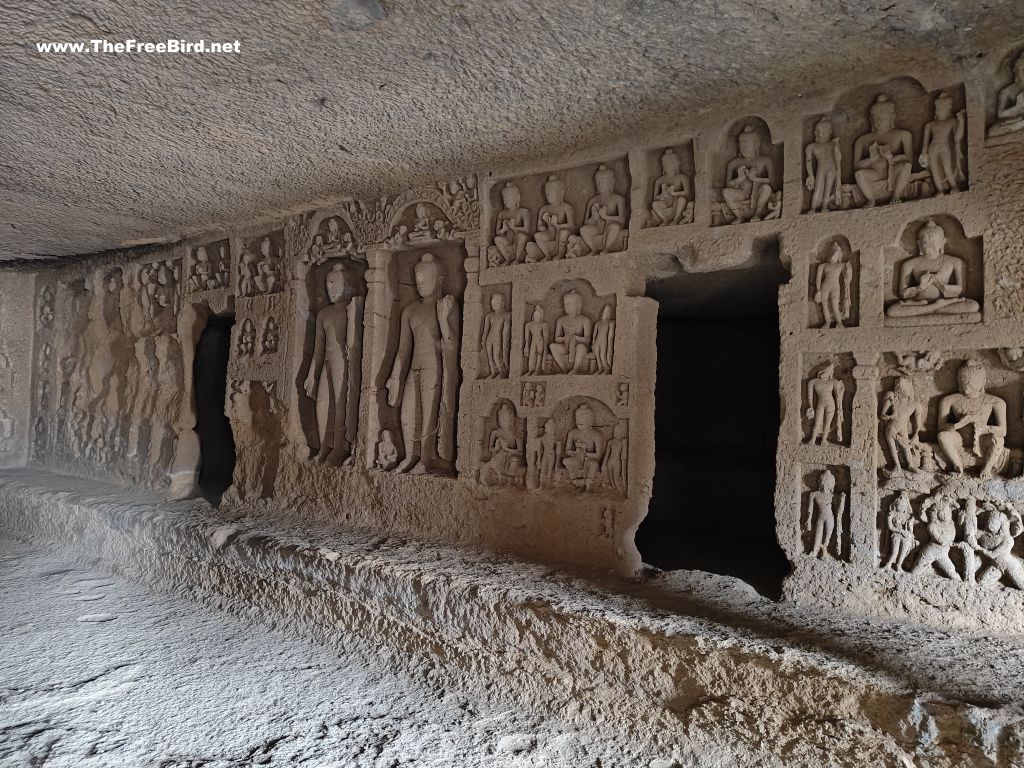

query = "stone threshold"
[{"left": 0, "top": 467, "right": 1021, "bottom": 768}]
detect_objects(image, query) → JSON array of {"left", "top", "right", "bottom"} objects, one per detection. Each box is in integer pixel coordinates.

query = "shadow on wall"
[
  {"left": 194, "top": 314, "right": 235, "bottom": 503},
  {"left": 639, "top": 254, "right": 791, "bottom": 599}
]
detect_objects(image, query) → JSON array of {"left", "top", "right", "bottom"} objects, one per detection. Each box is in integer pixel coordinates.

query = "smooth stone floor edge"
[{"left": 0, "top": 468, "right": 1020, "bottom": 768}]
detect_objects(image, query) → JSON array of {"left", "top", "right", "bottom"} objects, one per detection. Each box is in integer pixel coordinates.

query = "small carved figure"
[
  {"left": 480, "top": 402, "right": 525, "bottom": 486},
  {"left": 387, "top": 225, "right": 409, "bottom": 249},
  {"left": 254, "top": 237, "right": 281, "bottom": 294},
  {"left": 997, "top": 347, "right": 1024, "bottom": 371},
  {"left": 814, "top": 243, "right": 853, "bottom": 328},
  {"left": 303, "top": 264, "right": 363, "bottom": 465},
  {"left": 722, "top": 125, "right": 776, "bottom": 223},
  {"left": 974, "top": 503, "right": 1024, "bottom": 588},
  {"left": 853, "top": 95, "right": 914, "bottom": 207},
  {"left": 896, "top": 350, "right": 944, "bottom": 373},
  {"left": 238, "top": 318, "right": 255, "bottom": 356},
  {"left": 491, "top": 182, "right": 531, "bottom": 265},
  {"left": 521, "top": 381, "right": 545, "bottom": 407},
  {"left": 592, "top": 305, "right": 615, "bottom": 374},
  {"left": 562, "top": 404, "right": 604, "bottom": 491},
  {"left": 577, "top": 168, "right": 626, "bottom": 255},
  {"left": 38, "top": 286, "right": 55, "bottom": 328},
  {"left": 806, "top": 469, "right": 844, "bottom": 559},
  {"left": 881, "top": 375, "right": 925, "bottom": 472},
  {"left": 261, "top": 317, "right": 280, "bottom": 355},
  {"left": 804, "top": 118, "right": 842, "bottom": 213},
  {"left": 409, "top": 203, "right": 434, "bottom": 243},
  {"left": 912, "top": 493, "right": 960, "bottom": 580},
  {"left": 602, "top": 419, "right": 628, "bottom": 493},
  {"left": 920, "top": 91, "right": 966, "bottom": 195},
  {"left": 539, "top": 418, "right": 559, "bottom": 484},
  {"left": 239, "top": 243, "right": 259, "bottom": 296},
  {"left": 886, "top": 219, "right": 979, "bottom": 319},
  {"left": 805, "top": 362, "right": 844, "bottom": 445},
  {"left": 523, "top": 306, "right": 549, "bottom": 376},
  {"left": 189, "top": 246, "right": 214, "bottom": 292},
  {"left": 385, "top": 253, "right": 460, "bottom": 473},
  {"left": 937, "top": 360, "right": 1008, "bottom": 479},
  {"left": 375, "top": 429, "right": 398, "bottom": 471},
  {"left": 526, "top": 176, "right": 575, "bottom": 262},
  {"left": 525, "top": 423, "right": 543, "bottom": 491},
  {"left": 989, "top": 53, "right": 1024, "bottom": 140},
  {"left": 881, "top": 492, "right": 916, "bottom": 571},
  {"left": 480, "top": 292, "right": 511, "bottom": 378},
  {"left": 550, "top": 290, "right": 593, "bottom": 374},
  {"left": 650, "top": 148, "right": 693, "bottom": 226},
  {"left": 616, "top": 382, "right": 629, "bottom": 407}
]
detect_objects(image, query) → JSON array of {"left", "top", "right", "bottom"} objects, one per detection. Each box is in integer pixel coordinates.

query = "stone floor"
[{"left": 0, "top": 537, "right": 643, "bottom": 768}]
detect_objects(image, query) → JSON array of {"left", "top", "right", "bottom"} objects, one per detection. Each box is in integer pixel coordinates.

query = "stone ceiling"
[{"left": 2, "top": 0, "right": 1022, "bottom": 262}]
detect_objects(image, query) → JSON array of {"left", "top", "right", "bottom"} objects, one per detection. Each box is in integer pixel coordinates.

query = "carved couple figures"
[
  {"left": 385, "top": 253, "right": 460, "bottom": 474},
  {"left": 188, "top": 244, "right": 229, "bottom": 292},
  {"left": 886, "top": 219, "right": 978, "bottom": 320},
  {"left": 304, "top": 264, "right": 364, "bottom": 465}
]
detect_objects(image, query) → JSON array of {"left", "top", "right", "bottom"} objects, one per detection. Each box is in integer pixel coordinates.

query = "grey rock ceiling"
[{"left": 1, "top": 0, "right": 1022, "bottom": 262}]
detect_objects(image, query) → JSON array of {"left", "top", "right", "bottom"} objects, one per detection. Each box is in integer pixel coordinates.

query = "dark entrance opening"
[
  {"left": 194, "top": 314, "right": 235, "bottom": 503},
  {"left": 637, "top": 246, "right": 790, "bottom": 598}
]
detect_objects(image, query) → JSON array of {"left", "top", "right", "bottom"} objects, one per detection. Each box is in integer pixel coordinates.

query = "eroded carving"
[
  {"left": 648, "top": 148, "right": 694, "bottom": 226},
  {"left": 920, "top": 91, "right": 966, "bottom": 195},
  {"left": 261, "top": 318, "right": 280, "bottom": 355},
  {"left": 813, "top": 242, "right": 853, "bottom": 328},
  {"left": 521, "top": 381, "right": 545, "bottom": 407},
  {"left": 479, "top": 400, "right": 525, "bottom": 487},
  {"left": 804, "top": 119, "right": 842, "bottom": 213},
  {"left": 936, "top": 360, "right": 1008, "bottom": 479},
  {"left": 716, "top": 122, "right": 782, "bottom": 225},
  {"left": 881, "top": 375, "right": 925, "bottom": 472},
  {"left": 239, "top": 234, "right": 283, "bottom": 297},
  {"left": 805, "top": 469, "right": 846, "bottom": 560},
  {"left": 480, "top": 291, "right": 511, "bottom": 379},
  {"left": 237, "top": 318, "right": 256, "bottom": 357},
  {"left": 989, "top": 52, "right": 1024, "bottom": 142},
  {"left": 805, "top": 361, "right": 845, "bottom": 445},
  {"left": 38, "top": 286, "right": 54, "bottom": 329},
  {"left": 188, "top": 242, "right": 230, "bottom": 292}
]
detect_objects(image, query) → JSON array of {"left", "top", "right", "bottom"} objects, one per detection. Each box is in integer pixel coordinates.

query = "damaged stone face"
[{"left": 12, "top": 49, "right": 1024, "bottom": 634}]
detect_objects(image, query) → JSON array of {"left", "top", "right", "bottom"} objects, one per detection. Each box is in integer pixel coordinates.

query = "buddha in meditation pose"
[
  {"left": 989, "top": 53, "right": 1024, "bottom": 140},
  {"left": 886, "top": 219, "right": 978, "bottom": 319},
  {"left": 722, "top": 125, "right": 776, "bottom": 223},
  {"left": 852, "top": 95, "right": 914, "bottom": 207}
]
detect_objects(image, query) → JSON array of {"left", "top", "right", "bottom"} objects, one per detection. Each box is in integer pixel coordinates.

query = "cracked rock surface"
[{"left": 0, "top": 537, "right": 642, "bottom": 767}]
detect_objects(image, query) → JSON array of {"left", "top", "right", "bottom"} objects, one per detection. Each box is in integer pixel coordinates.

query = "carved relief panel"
[
  {"left": 884, "top": 216, "right": 981, "bottom": 327},
  {"left": 802, "top": 354, "right": 854, "bottom": 447},
  {"left": 295, "top": 213, "right": 367, "bottom": 467},
  {"left": 484, "top": 158, "right": 630, "bottom": 269},
  {"left": 479, "top": 284, "right": 511, "bottom": 379},
  {"left": 807, "top": 236, "right": 859, "bottom": 329},
  {"left": 801, "top": 465, "right": 851, "bottom": 562},
  {"left": 641, "top": 143, "right": 696, "bottom": 228},
  {"left": 187, "top": 239, "right": 231, "bottom": 293},
  {"left": 372, "top": 242, "right": 466, "bottom": 476},
  {"left": 227, "top": 380, "right": 283, "bottom": 501},
  {"left": 711, "top": 117, "right": 783, "bottom": 226},
  {"left": 802, "top": 78, "right": 968, "bottom": 213},
  {"left": 238, "top": 230, "right": 285, "bottom": 298},
  {"left": 521, "top": 279, "right": 616, "bottom": 376},
  {"left": 987, "top": 47, "right": 1024, "bottom": 145}
]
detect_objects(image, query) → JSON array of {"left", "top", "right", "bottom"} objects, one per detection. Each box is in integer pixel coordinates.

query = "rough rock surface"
[
  {"left": 2, "top": 467, "right": 1024, "bottom": 767},
  {"left": 0, "top": 537, "right": 639, "bottom": 767},
  {"left": 3, "top": 1, "right": 1024, "bottom": 260}
]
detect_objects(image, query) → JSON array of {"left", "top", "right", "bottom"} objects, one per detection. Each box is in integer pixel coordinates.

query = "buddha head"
[
  {"left": 819, "top": 469, "right": 836, "bottom": 494},
  {"left": 543, "top": 175, "right": 565, "bottom": 205},
  {"left": 531, "top": 305, "right": 544, "bottom": 323},
  {"left": 613, "top": 419, "right": 628, "bottom": 439},
  {"left": 957, "top": 359, "right": 987, "bottom": 397},
  {"left": 934, "top": 91, "right": 954, "bottom": 120},
  {"left": 738, "top": 125, "right": 761, "bottom": 159},
  {"left": 869, "top": 95, "right": 897, "bottom": 132},
  {"left": 661, "top": 148, "right": 681, "bottom": 175},
  {"left": 543, "top": 418, "right": 555, "bottom": 436},
  {"left": 814, "top": 118, "right": 833, "bottom": 143},
  {"left": 917, "top": 219, "right": 946, "bottom": 258},
  {"left": 414, "top": 253, "right": 442, "bottom": 298},
  {"left": 261, "top": 237, "right": 273, "bottom": 258},
  {"left": 828, "top": 242, "right": 844, "bottom": 263},
  {"left": 818, "top": 361, "right": 835, "bottom": 380},
  {"left": 574, "top": 404, "right": 595, "bottom": 430},
  {"left": 497, "top": 402, "right": 515, "bottom": 430},
  {"left": 327, "top": 218, "right": 340, "bottom": 236},
  {"left": 490, "top": 292, "right": 506, "bottom": 313},
  {"left": 500, "top": 182, "right": 521, "bottom": 211},
  {"left": 594, "top": 165, "right": 616, "bottom": 195},
  {"left": 562, "top": 289, "right": 583, "bottom": 317},
  {"left": 325, "top": 263, "right": 351, "bottom": 303}
]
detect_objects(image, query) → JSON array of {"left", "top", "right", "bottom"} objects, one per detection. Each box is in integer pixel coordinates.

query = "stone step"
[{"left": 0, "top": 467, "right": 1019, "bottom": 768}]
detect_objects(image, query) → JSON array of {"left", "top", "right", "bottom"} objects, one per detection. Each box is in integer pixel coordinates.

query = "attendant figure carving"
[
  {"left": 804, "top": 118, "right": 842, "bottom": 213},
  {"left": 480, "top": 293, "right": 510, "bottom": 378},
  {"left": 920, "top": 91, "right": 966, "bottom": 195},
  {"left": 881, "top": 492, "right": 915, "bottom": 571},
  {"left": 881, "top": 375, "right": 925, "bottom": 472},
  {"left": 523, "top": 306, "right": 549, "bottom": 376},
  {"left": 592, "top": 306, "right": 615, "bottom": 374},
  {"left": 805, "top": 362, "right": 844, "bottom": 445},
  {"left": 814, "top": 243, "right": 853, "bottom": 328},
  {"left": 385, "top": 254, "right": 460, "bottom": 473}
]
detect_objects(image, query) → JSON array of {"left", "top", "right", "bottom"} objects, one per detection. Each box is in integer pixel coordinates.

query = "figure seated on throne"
[
  {"left": 937, "top": 360, "right": 1009, "bottom": 480},
  {"left": 885, "top": 219, "right": 979, "bottom": 323},
  {"left": 480, "top": 403, "right": 525, "bottom": 486}
]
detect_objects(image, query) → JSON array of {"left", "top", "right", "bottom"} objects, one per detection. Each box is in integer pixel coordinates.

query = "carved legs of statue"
[{"left": 395, "top": 366, "right": 441, "bottom": 473}]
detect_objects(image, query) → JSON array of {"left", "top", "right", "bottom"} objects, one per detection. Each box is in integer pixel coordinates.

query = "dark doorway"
[
  {"left": 194, "top": 314, "right": 235, "bottom": 503},
  {"left": 637, "top": 247, "right": 790, "bottom": 598}
]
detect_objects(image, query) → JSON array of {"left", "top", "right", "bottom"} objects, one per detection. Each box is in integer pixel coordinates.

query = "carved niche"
[
  {"left": 187, "top": 240, "right": 231, "bottom": 293},
  {"left": 479, "top": 285, "right": 512, "bottom": 379},
  {"left": 522, "top": 278, "right": 616, "bottom": 377},
  {"left": 375, "top": 243, "right": 465, "bottom": 476},
  {"left": 884, "top": 216, "right": 982, "bottom": 327},
  {"left": 987, "top": 48, "right": 1024, "bottom": 145},
  {"left": 228, "top": 380, "right": 283, "bottom": 500},
  {"left": 37, "top": 285, "right": 55, "bottom": 329},
  {"left": 297, "top": 214, "right": 367, "bottom": 467},
  {"left": 875, "top": 352, "right": 1024, "bottom": 589},
  {"left": 0, "top": 350, "right": 11, "bottom": 399},
  {"left": 478, "top": 399, "right": 526, "bottom": 487},
  {"left": 238, "top": 231, "right": 285, "bottom": 298},
  {"left": 642, "top": 142, "right": 696, "bottom": 228},
  {"left": 803, "top": 78, "right": 967, "bottom": 213},
  {"left": 808, "top": 236, "right": 859, "bottom": 329},
  {"left": 712, "top": 117, "right": 783, "bottom": 226},
  {"left": 802, "top": 354, "right": 854, "bottom": 446},
  {"left": 801, "top": 465, "right": 851, "bottom": 562},
  {"left": 484, "top": 158, "right": 630, "bottom": 268}
]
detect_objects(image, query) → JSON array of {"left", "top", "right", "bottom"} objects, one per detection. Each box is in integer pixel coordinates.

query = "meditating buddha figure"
[{"left": 886, "top": 219, "right": 979, "bottom": 319}]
